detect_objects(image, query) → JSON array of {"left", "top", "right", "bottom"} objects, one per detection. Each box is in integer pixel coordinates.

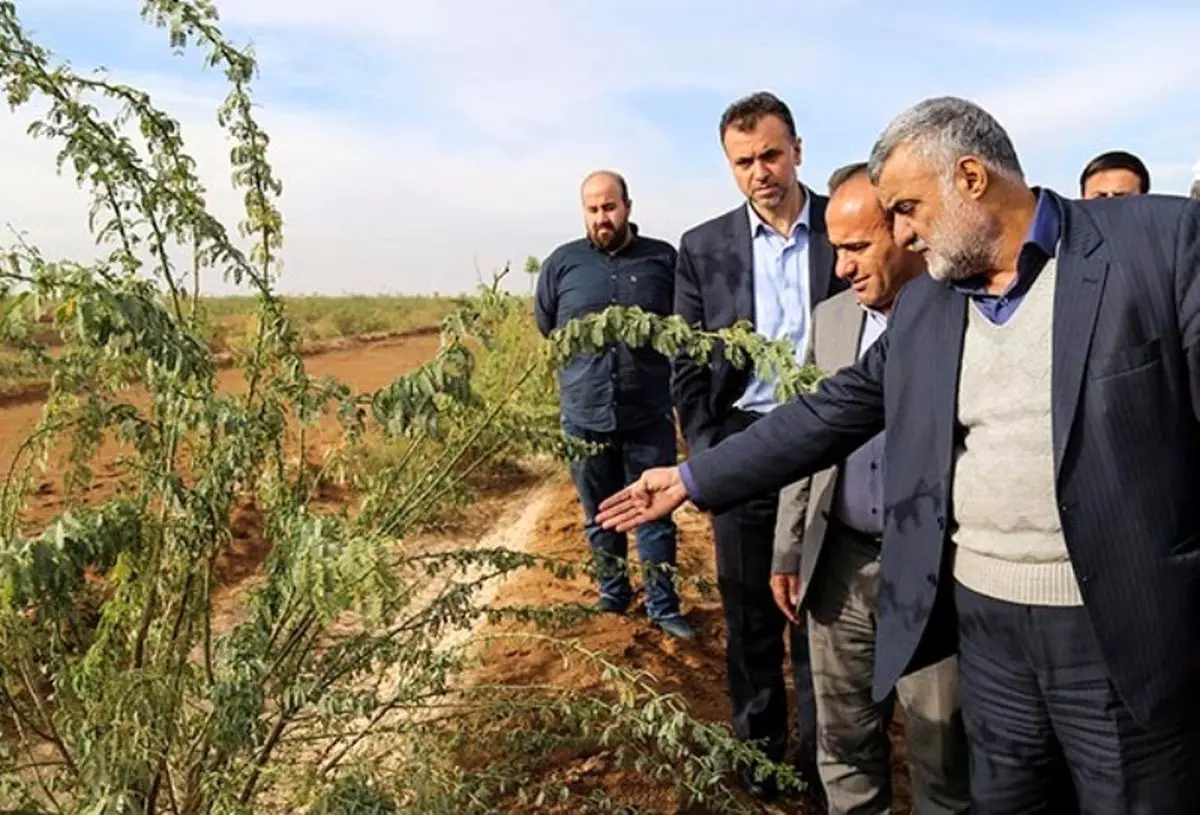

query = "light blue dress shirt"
[{"left": 735, "top": 193, "right": 812, "bottom": 413}]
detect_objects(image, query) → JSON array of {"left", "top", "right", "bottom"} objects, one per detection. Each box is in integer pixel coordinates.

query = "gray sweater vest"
[{"left": 950, "top": 257, "right": 1083, "bottom": 606}]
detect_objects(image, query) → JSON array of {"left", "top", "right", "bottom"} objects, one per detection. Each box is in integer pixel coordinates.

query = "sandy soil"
[
  {"left": 0, "top": 330, "right": 443, "bottom": 531},
  {"left": 466, "top": 477, "right": 916, "bottom": 814},
  {"left": 0, "top": 329, "right": 918, "bottom": 814}
]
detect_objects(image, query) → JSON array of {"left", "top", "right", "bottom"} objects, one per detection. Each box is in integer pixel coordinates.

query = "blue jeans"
[{"left": 563, "top": 414, "right": 681, "bottom": 620}]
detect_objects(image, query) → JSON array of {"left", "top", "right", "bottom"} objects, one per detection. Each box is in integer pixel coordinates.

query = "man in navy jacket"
[{"left": 598, "top": 97, "right": 1200, "bottom": 813}]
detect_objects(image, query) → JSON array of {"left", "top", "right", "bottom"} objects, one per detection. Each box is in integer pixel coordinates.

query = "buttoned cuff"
[{"left": 772, "top": 550, "right": 801, "bottom": 575}]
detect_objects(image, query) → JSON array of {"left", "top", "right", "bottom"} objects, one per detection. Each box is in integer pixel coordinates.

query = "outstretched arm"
[
  {"left": 685, "top": 330, "right": 887, "bottom": 512},
  {"left": 598, "top": 333, "right": 888, "bottom": 531}
]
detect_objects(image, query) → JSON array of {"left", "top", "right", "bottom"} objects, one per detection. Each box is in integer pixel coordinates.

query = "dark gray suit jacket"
[
  {"left": 684, "top": 190, "right": 1200, "bottom": 727},
  {"left": 671, "top": 188, "right": 845, "bottom": 454},
  {"left": 772, "top": 289, "right": 866, "bottom": 610}
]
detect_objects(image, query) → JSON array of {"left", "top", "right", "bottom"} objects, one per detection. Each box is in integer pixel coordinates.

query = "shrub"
[{"left": 0, "top": 3, "right": 824, "bottom": 812}]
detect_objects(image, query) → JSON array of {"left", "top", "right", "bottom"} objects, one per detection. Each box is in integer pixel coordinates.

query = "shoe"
[
  {"left": 652, "top": 614, "right": 697, "bottom": 640},
  {"left": 737, "top": 765, "right": 779, "bottom": 803},
  {"left": 595, "top": 595, "right": 629, "bottom": 614}
]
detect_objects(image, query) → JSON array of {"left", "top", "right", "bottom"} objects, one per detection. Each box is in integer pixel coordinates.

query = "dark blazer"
[
  {"left": 671, "top": 188, "right": 846, "bottom": 453},
  {"left": 684, "top": 190, "right": 1200, "bottom": 727}
]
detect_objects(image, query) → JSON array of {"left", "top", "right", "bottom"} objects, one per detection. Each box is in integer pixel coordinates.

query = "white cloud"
[
  {"left": 967, "top": 16, "right": 1200, "bottom": 145},
  {"left": 3, "top": 1, "right": 1199, "bottom": 295}
]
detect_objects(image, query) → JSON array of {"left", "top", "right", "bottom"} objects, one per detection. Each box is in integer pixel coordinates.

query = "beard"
[
  {"left": 589, "top": 221, "right": 630, "bottom": 251},
  {"left": 916, "top": 191, "right": 1002, "bottom": 283}
]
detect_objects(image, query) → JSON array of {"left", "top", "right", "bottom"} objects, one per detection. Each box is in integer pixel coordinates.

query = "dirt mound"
[
  {"left": 468, "top": 477, "right": 916, "bottom": 814},
  {"left": 473, "top": 478, "right": 732, "bottom": 717}
]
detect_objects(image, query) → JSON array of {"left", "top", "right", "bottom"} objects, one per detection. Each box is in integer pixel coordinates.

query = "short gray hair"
[
  {"left": 1191, "top": 178, "right": 1200, "bottom": 199},
  {"left": 867, "top": 96, "right": 1024, "bottom": 185},
  {"left": 827, "top": 161, "right": 869, "bottom": 194}
]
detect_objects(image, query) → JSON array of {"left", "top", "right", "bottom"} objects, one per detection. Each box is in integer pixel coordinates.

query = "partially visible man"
[
  {"left": 1191, "top": 152, "right": 1200, "bottom": 198},
  {"left": 1079, "top": 149, "right": 1150, "bottom": 198},
  {"left": 672, "top": 91, "right": 844, "bottom": 803},
  {"left": 534, "top": 170, "right": 695, "bottom": 640},
  {"left": 771, "top": 162, "right": 969, "bottom": 815},
  {"left": 599, "top": 96, "right": 1200, "bottom": 813}
]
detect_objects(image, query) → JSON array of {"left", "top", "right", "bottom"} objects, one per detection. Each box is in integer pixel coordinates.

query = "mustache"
[{"left": 591, "top": 222, "right": 626, "bottom": 244}]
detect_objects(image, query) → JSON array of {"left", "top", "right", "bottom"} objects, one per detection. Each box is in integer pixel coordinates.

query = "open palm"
[{"left": 595, "top": 465, "right": 689, "bottom": 532}]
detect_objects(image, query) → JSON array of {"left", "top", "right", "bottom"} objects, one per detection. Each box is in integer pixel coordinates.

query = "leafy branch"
[
  {"left": 0, "top": 2, "right": 820, "bottom": 813},
  {"left": 546, "top": 304, "right": 827, "bottom": 402}
]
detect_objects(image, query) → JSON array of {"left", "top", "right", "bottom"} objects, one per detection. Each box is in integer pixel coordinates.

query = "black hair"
[
  {"left": 719, "top": 91, "right": 797, "bottom": 142},
  {"left": 1079, "top": 150, "right": 1150, "bottom": 194}
]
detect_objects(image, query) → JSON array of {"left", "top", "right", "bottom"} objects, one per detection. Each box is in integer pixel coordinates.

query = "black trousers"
[
  {"left": 710, "top": 409, "right": 817, "bottom": 767},
  {"left": 955, "top": 581, "right": 1200, "bottom": 814}
]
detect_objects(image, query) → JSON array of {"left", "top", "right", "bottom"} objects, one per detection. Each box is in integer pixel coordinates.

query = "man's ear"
[{"left": 956, "top": 156, "right": 989, "bottom": 201}]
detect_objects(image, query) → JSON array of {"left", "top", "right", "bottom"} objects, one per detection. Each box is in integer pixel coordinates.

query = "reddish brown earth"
[
  {"left": 0, "top": 329, "right": 917, "bottom": 814},
  {"left": 468, "top": 477, "right": 916, "bottom": 815},
  {"left": 0, "top": 330, "right": 443, "bottom": 533},
  {"left": 0, "top": 330, "right": 446, "bottom": 633}
]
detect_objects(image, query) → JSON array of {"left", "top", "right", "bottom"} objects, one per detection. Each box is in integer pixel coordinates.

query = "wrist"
[{"left": 678, "top": 462, "right": 698, "bottom": 500}]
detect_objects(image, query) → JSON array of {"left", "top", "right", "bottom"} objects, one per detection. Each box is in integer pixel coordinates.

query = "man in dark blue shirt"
[{"left": 534, "top": 170, "right": 695, "bottom": 640}]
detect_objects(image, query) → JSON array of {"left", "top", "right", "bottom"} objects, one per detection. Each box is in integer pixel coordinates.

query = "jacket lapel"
[
  {"left": 732, "top": 186, "right": 831, "bottom": 326},
  {"left": 809, "top": 294, "right": 865, "bottom": 540},
  {"left": 832, "top": 293, "right": 864, "bottom": 368},
  {"left": 729, "top": 206, "right": 755, "bottom": 324},
  {"left": 937, "top": 288, "right": 967, "bottom": 483},
  {"left": 1051, "top": 199, "right": 1107, "bottom": 480},
  {"left": 808, "top": 191, "right": 835, "bottom": 301}
]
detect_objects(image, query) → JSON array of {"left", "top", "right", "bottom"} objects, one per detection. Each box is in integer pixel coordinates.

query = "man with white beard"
[{"left": 595, "top": 96, "right": 1200, "bottom": 813}]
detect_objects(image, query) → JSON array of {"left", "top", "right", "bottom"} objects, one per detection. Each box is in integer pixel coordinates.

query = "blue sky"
[{"left": 5, "top": 0, "right": 1200, "bottom": 295}]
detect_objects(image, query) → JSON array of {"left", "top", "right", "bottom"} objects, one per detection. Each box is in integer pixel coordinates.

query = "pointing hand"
[{"left": 595, "top": 466, "right": 689, "bottom": 532}]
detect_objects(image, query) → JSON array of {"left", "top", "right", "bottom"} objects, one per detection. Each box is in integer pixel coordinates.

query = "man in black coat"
[
  {"left": 601, "top": 96, "right": 1200, "bottom": 813},
  {"left": 671, "top": 91, "right": 844, "bottom": 803}
]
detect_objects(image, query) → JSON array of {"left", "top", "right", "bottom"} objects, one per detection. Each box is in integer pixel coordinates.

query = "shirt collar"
[
  {"left": 1024, "top": 187, "right": 1061, "bottom": 258},
  {"left": 950, "top": 186, "right": 1061, "bottom": 297},
  {"left": 861, "top": 303, "right": 889, "bottom": 324},
  {"left": 747, "top": 185, "right": 811, "bottom": 238}
]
